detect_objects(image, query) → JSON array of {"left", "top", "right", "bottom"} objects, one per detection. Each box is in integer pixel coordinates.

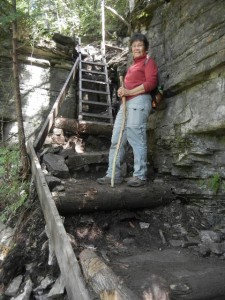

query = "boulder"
[{"left": 43, "top": 153, "right": 70, "bottom": 178}]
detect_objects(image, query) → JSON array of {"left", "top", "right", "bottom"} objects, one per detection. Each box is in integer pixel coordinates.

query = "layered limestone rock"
[{"left": 0, "top": 37, "right": 77, "bottom": 144}]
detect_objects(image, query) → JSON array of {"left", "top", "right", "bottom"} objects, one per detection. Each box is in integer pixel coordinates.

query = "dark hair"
[{"left": 130, "top": 33, "right": 149, "bottom": 50}]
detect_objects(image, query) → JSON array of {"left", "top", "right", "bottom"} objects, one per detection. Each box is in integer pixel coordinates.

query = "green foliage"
[
  {"left": 208, "top": 173, "right": 222, "bottom": 194},
  {"left": 0, "top": 0, "right": 129, "bottom": 44},
  {"left": 0, "top": 146, "right": 29, "bottom": 223},
  {"left": 0, "top": 0, "right": 32, "bottom": 40}
]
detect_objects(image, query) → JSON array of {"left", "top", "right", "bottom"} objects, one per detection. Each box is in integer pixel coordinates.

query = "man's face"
[{"left": 131, "top": 40, "right": 146, "bottom": 58}]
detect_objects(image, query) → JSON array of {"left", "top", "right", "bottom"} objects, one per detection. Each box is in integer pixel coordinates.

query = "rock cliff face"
[
  {"left": 0, "top": 38, "right": 76, "bottom": 143},
  {"left": 134, "top": 0, "right": 225, "bottom": 188}
]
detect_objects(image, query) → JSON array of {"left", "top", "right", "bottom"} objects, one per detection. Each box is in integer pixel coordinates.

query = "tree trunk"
[
  {"left": 79, "top": 249, "right": 139, "bottom": 300},
  {"left": 129, "top": 0, "right": 135, "bottom": 13},
  {"left": 12, "top": 0, "right": 30, "bottom": 178},
  {"left": 54, "top": 117, "right": 113, "bottom": 136},
  {"left": 54, "top": 180, "right": 174, "bottom": 214}
]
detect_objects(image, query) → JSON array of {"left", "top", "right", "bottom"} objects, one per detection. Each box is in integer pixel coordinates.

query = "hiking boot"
[
  {"left": 97, "top": 176, "right": 123, "bottom": 185},
  {"left": 127, "top": 177, "right": 146, "bottom": 187}
]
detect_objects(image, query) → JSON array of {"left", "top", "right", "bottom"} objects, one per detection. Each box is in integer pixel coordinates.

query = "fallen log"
[
  {"left": 79, "top": 249, "right": 139, "bottom": 300},
  {"left": 54, "top": 180, "right": 175, "bottom": 214},
  {"left": 54, "top": 117, "right": 113, "bottom": 136}
]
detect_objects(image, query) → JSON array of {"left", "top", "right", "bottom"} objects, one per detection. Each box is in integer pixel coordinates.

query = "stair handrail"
[{"left": 78, "top": 37, "right": 83, "bottom": 121}]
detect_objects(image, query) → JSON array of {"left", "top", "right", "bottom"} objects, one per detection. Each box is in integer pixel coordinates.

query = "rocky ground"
[{"left": 1, "top": 130, "right": 225, "bottom": 299}]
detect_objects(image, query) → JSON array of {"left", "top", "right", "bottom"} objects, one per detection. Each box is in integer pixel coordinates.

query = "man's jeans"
[{"left": 106, "top": 94, "right": 152, "bottom": 180}]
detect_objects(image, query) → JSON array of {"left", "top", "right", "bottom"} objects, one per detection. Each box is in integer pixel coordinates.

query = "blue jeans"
[{"left": 106, "top": 94, "right": 152, "bottom": 180}]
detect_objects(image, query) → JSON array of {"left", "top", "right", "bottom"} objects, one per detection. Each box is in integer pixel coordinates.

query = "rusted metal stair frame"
[
  {"left": 78, "top": 43, "right": 113, "bottom": 126},
  {"left": 28, "top": 57, "right": 91, "bottom": 300}
]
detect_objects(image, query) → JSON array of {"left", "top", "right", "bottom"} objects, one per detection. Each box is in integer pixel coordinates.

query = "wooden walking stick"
[{"left": 111, "top": 76, "right": 126, "bottom": 187}]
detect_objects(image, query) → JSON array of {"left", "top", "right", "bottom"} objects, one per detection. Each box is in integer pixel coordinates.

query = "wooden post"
[{"left": 111, "top": 77, "right": 126, "bottom": 187}]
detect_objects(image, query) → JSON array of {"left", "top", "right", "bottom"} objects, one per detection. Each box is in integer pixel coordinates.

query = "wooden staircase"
[{"left": 78, "top": 51, "right": 113, "bottom": 126}]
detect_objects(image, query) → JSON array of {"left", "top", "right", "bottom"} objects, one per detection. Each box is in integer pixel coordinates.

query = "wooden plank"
[
  {"left": 33, "top": 58, "right": 79, "bottom": 151},
  {"left": 27, "top": 141, "right": 91, "bottom": 300}
]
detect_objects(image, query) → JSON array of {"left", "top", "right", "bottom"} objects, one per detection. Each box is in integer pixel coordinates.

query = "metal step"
[
  {"left": 81, "top": 100, "right": 110, "bottom": 106},
  {"left": 81, "top": 79, "right": 108, "bottom": 85},
  {"left": 78, "top": 51, "right": 113, "bottom": 126},
  {"left": 79, "top": 120, "right": 113, "bottom": 126},
  {"left": 81, "top": 69, "right": 106, "bottom": 75},
  {"left": 81, "top": 88, "right": 109, "bottom": 95},
  {"left": 82, "top": 112, "right": 111, "bottom": 119},
  {"left": 81, "top": 60, "right": 105, "bottom": 66}
]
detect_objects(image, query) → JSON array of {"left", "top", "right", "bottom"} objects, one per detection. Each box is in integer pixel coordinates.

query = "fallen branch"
[
  {"left": 54, "top": 117, "right": 113, "bottom": 136},
  {"left": 79, "top": 249, "right": 138, "bottom": 300}
]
